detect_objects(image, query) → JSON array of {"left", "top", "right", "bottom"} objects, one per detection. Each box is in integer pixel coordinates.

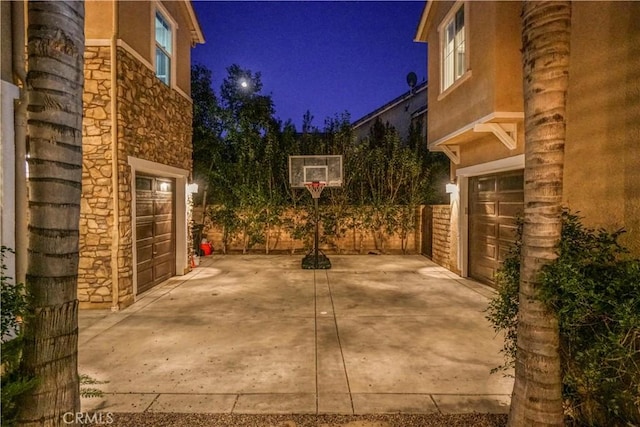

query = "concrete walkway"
[{"left": 79, "top": 255, "right": 513, "bottom": 415}]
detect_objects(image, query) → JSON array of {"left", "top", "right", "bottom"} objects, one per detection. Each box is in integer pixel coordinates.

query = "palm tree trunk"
[
  {"left": 18, "top": 1, "right": 84, "bottom": 425},
  {"left": 508, "top": 2, "right": 570, "bottom": 426}
]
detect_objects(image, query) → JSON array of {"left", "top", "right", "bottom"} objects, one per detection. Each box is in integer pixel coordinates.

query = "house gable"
[
  {"left": 416, "top": 1, "right": 524, "bottom": 167},
  {"left": 415, "top": 0, "right": 640, "bottom": 280},
  {"left": 85, "top": 0, "right": 204, "bottom": 98}
]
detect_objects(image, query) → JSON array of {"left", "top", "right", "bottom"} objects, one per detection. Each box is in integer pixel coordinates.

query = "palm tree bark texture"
[
  {"left": 508, "top": 2, "right": 571, "bottom": 426},
  {"left": 18, "top": 1, "right": 84, "bottom": 425}
]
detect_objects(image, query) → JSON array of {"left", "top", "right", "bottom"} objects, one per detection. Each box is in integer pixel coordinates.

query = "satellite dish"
[{"left": 406, "top": 72, "right": 418, "bottom": 89}]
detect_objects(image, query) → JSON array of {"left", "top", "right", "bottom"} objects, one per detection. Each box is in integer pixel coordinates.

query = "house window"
[
  {"left": 155, "top": 11, "right": 172, "bottom": 85},
  {"left": 441, "top": 4, "right": 466, "bottom": 91}
]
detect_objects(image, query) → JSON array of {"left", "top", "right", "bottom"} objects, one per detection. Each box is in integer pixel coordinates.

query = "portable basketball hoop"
[
  {"left": 304, "top": 181, "right": 326, "bottom": 199},
  {"left": 288, "top": 155, "right": 343, "bottom": 270},
  {"left": 304, "top": 181, "right": 328, "bottom": 269}
]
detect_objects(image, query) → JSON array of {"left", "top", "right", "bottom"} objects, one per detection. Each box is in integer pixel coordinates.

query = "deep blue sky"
[{"left": 191, "top": 1, "right": 427, "bottom": 130}]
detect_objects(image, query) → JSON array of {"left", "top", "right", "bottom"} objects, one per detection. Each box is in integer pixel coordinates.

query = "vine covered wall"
[{"left": 195, "top": 205, "right": 425, "bottom": 255}]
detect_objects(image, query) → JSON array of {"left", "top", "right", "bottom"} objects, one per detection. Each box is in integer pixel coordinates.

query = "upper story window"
[
  {"left": 441, "top": 3, "right": 466, "bottom": 91},
  {"left": 155, "top": 10, "right": 172, "bottom": 85}
]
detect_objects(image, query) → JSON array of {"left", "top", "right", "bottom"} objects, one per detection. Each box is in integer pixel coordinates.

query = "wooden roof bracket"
[
  {"left": 440, "top": 145, "right": 461, "bottom": 164},
  {"left": 473, "top": 122, "right": 518, "bottom": 150}
]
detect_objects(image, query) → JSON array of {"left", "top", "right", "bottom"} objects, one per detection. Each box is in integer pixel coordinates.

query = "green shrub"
[
  {"left": 540, "top": 212, "right": 640, "bottom": 426},
  {"left": 486, "top": 211, "right": 640, "bottom": 426},
  {"left": 485, "top": 218, "right": 522, "bottom": 374},
  {"left": 1, "top": 246, "right": 37, "bottom": 426}
]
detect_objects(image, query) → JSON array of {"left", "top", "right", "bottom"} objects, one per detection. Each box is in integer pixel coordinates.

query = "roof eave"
[
  {"left": 352, "top": 81, "right": 428, "bottom": 129},
  {"left": 184, "top": 0, "right": 205, "bottom": 45},
  {"left": 414, "top": 1, "right": 433, "bottom": 43}
]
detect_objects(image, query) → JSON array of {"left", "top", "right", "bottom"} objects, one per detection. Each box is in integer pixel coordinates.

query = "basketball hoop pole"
[
  {"left": 305, "top": 181, "right": 325, "bottom": 269},
  {"left": 302, "top": 181, "right": 330, "bottom": 269},
  {"left": 313, "top": 195, "right": 319, "bottom": 268}
]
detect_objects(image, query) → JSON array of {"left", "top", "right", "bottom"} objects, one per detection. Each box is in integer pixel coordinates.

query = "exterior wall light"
[
  {"left": 445, "top": 183, "right": 458, "bottom": 194},
  {"left": 187, "top": 183, "right": 199, "bottom": 194}
]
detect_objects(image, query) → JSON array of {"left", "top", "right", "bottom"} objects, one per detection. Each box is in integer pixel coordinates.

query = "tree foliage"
[
  {"left": 487, "top": 211, "right": 640, "bottom": 426},
  {"left": 1, "top": 247, "right": 37, "bottom": 427},
  {"left": 191, "top": 63, "right": 448, "bottom": 253}
]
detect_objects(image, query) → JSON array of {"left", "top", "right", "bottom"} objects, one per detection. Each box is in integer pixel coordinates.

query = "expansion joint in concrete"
[
  {"left": 143, "top": 394, "right": 161, "bottom": 412},
  {"left": 429, "top": 394, "right": 442, "bottom": 414},
  {"left": 230, "top": 394, "right": 239, "bottom": 413},
  {"left": 313, "top": 270, "right": 319, "bottom": 414},
  {"left": 324, "top": 270, "right": 355, "bottom": 414}
]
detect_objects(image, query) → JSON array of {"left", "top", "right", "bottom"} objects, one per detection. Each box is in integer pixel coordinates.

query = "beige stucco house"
[
  {"left": 1, "top": 1, "right": 204, "bottom": 309},
  {"left": 414, "top": 1, "right": 640, "bottom": 286},
  {"left": 352, "top": 80, "right": 428, "bottom": 143}
]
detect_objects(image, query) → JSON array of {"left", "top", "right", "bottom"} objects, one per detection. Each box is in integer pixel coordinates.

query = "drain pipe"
[
  {"left": 12, "top": 0, "right": 27, "bottom": 286},
  {"left": 110, "top": 0, "right": 121, "bottom": 311}
]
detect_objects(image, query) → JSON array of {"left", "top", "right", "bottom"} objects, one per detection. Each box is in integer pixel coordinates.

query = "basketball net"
[{"left": 304, "top": 181, "right": 326, "bottom": 199}]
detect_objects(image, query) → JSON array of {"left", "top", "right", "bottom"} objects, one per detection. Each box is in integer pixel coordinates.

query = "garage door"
[
  {"left": 135, "top": 175, "right": 175, "bottom": 295},
  {"left": 469, "top": 170, "right": 523, "bottom": 287}
]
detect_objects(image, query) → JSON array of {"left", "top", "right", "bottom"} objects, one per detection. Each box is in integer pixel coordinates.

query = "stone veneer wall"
[
  {"left": 79, "top": 45, "right": 193, "bottom": 309},
  {"left": 115, "top": 47, "right": 193, "bottom": 307},
  {"left": 79, "top": 46, "right": 114, "bottom": 308},
  {"left": 431, "top": 205, "right": 452, "bottom": 270}
]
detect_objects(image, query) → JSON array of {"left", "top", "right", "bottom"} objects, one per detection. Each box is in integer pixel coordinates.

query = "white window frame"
[
  {"left": 152, "top": 2, "right": 177, "bottom": 87},
  {"left": 438, "top": 1, "right": 469, "bottom": 95}
]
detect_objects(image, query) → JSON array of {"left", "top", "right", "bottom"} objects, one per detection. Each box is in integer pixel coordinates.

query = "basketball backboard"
[{"left": 288, "top": 155, "right": 343, "bottom": 188}]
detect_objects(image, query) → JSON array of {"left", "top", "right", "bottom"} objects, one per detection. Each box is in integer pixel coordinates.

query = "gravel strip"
[{"left": 88, "top": 413, "right": 508, "bottom": 427}]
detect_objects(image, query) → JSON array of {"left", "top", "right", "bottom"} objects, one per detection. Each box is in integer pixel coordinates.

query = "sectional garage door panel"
[
  {"left": 135, "top": 176, "right": 175, "bottom": 295},
  {"left": 469, "top": 170, "right": 523, "bottom": 287}
]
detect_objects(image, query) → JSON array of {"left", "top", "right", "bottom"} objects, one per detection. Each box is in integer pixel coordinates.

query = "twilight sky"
[{"left": 191, "top": 1, "right": 428, "bottom": 130}]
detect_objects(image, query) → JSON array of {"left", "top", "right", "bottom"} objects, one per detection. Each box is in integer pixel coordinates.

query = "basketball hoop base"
[{"left": 302, "top": 251, "right": 332, "bottom": 269}]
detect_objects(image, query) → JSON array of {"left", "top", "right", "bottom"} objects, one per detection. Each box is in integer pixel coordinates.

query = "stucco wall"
[
  {"left": 422, "top": 1, "right": 639, "bottom": 280},
  {"left": 427, "top": 1, "right": 494, "bottom": 143},
  {"left": 427, "top": 1, "right": 522, "bottom": 144},
  {"left": 564, "top": 1, "right": 640, "bottom": 255},
  {"left": 118, "top": 1, "right": 152, "bottom": 64},
  {"left": 453, "top": 133, "right": 524, "bottom": 173},
  {"left": 87, "top": 1, "right": 194, "bottom": 97},
  {"left": 493, "top": 3, "right": 524, "bottom": 111},
  {"left": 85, "top": 1, "right": 113, "bottom": 40}
]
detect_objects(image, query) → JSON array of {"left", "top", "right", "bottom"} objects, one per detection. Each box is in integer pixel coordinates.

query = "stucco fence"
[{"left": 192, "top": 205, "right": 453, "bottom": 262}]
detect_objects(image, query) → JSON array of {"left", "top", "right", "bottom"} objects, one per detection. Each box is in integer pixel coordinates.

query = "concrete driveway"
[{"left": 79, "top": 255, "right": 513, "bottom": 415}]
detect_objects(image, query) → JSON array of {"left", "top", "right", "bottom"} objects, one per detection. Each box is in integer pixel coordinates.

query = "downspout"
[
  {"left": 110, "top": 1, "right": 120, "bottom": 311},
  {"left": 12, "top": 0, "right": 27, "bottom": 286}
]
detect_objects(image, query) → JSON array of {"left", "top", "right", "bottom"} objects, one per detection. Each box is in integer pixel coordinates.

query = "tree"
[
  {"left": 191, "top": 63, "right": 223, "bottom": 215},
  {"left": 508, "top": 2, "right": 571, "bottom": 425},
  {"left": 17, "top": 1, "right": 84, "bottom": 424}
]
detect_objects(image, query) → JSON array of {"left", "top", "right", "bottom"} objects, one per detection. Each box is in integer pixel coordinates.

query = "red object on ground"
[{"left": 200, "top": 243, "right": 213, "bottom": 256}]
